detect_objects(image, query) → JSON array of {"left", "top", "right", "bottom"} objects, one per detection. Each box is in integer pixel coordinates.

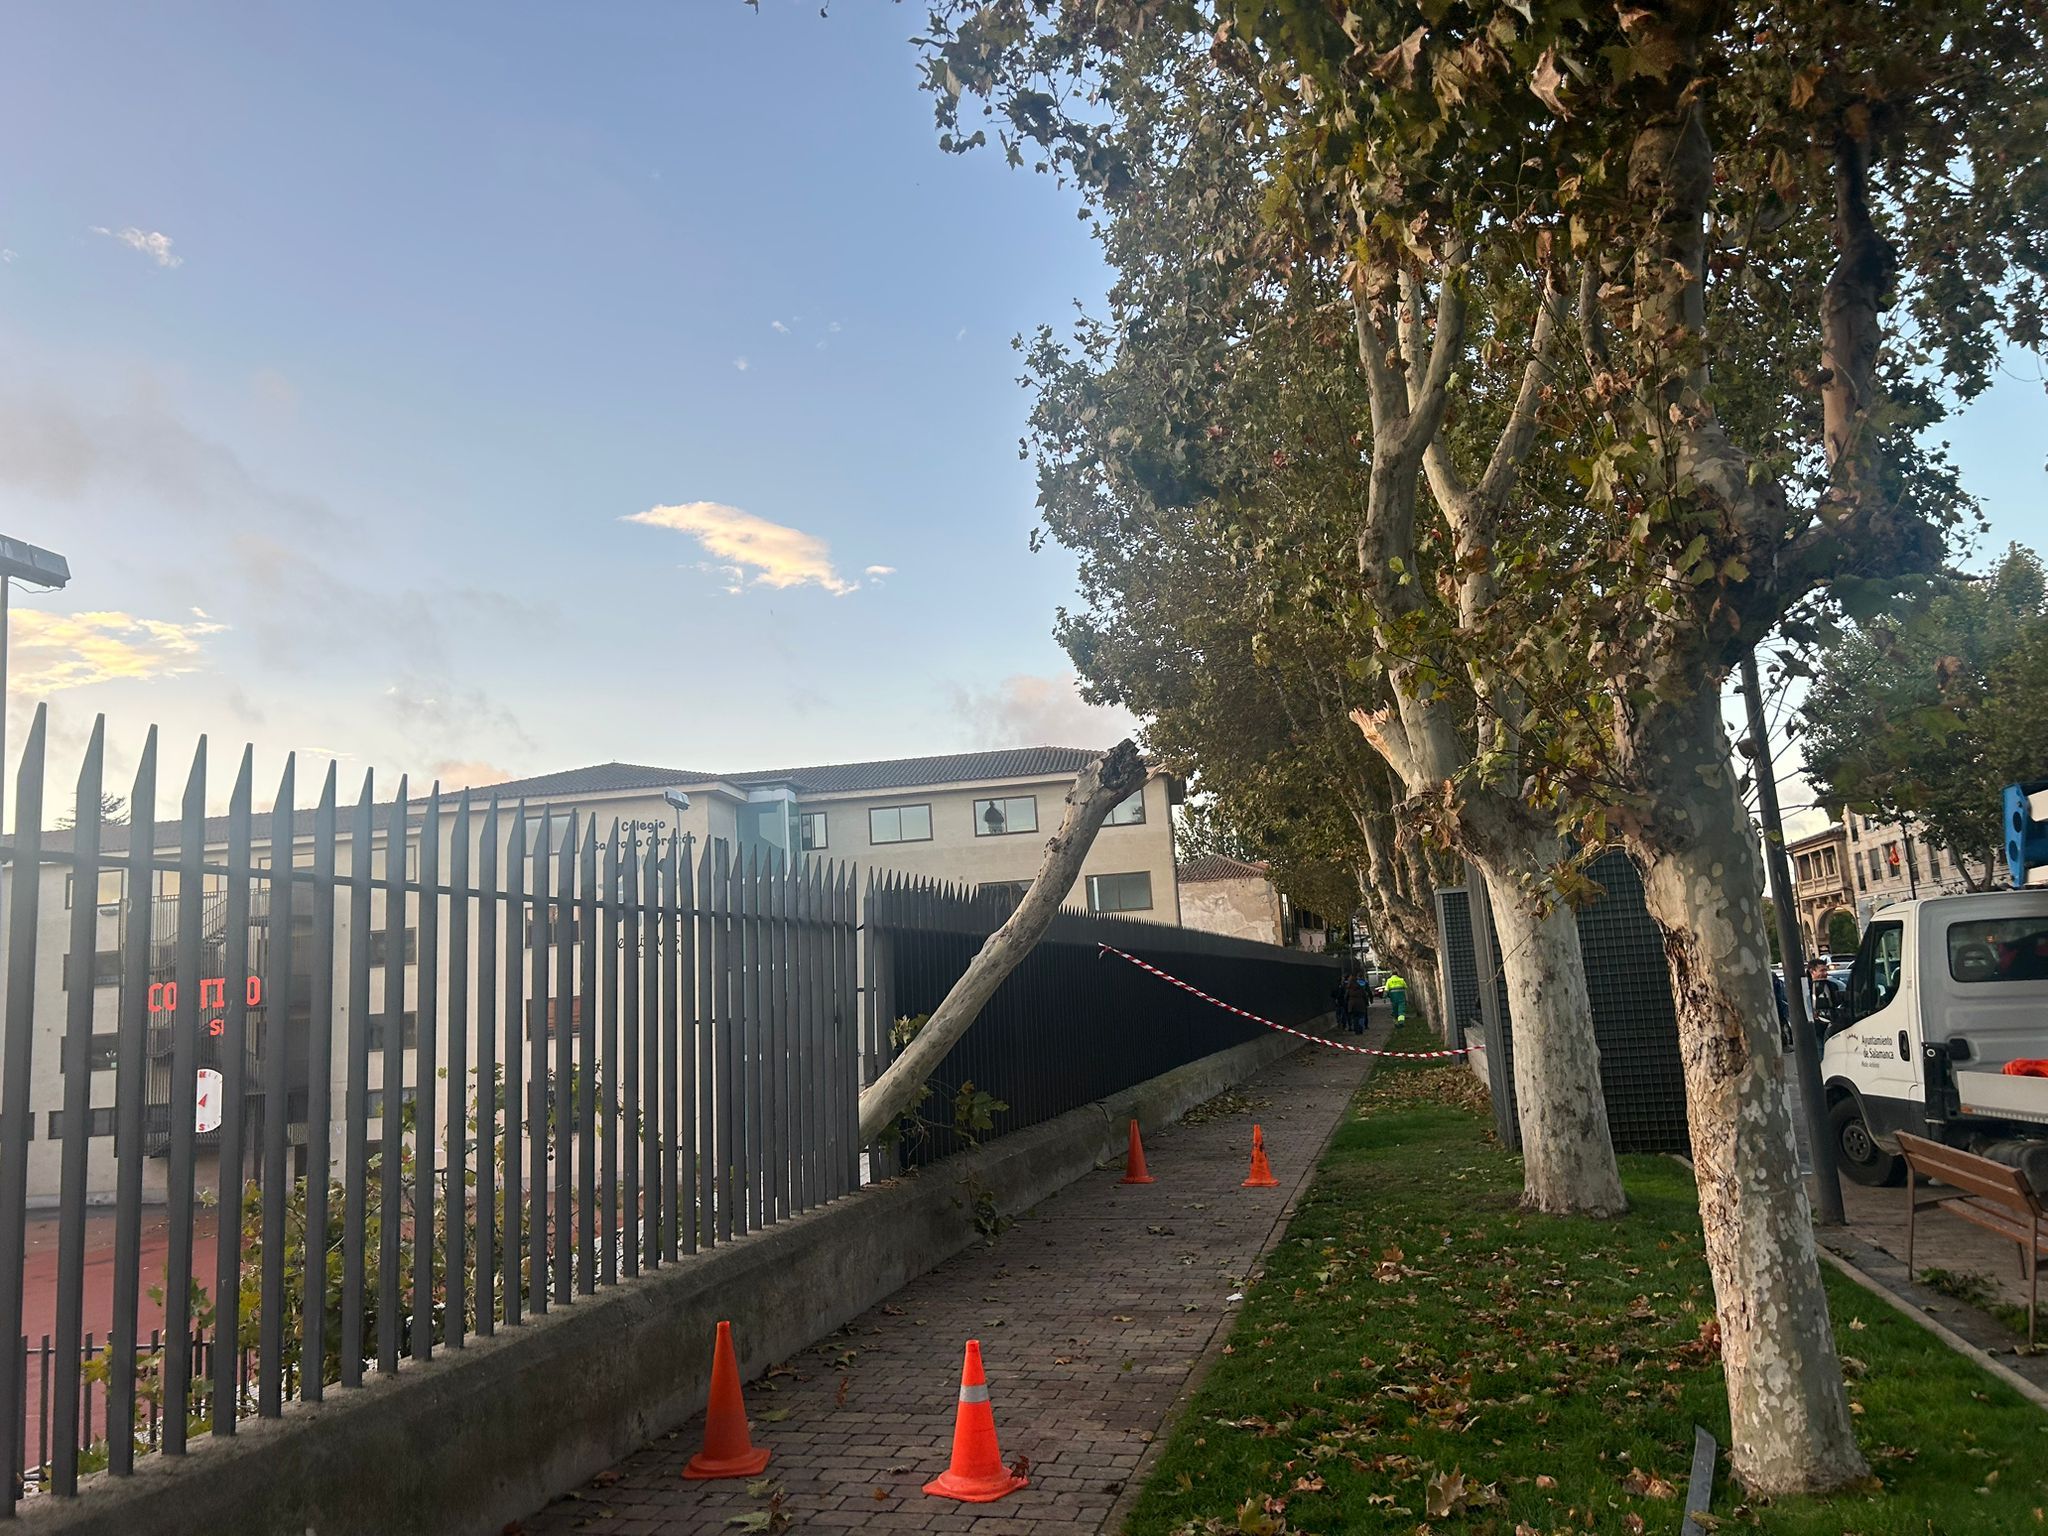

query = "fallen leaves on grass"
[{"left": 1620, "top": 1468, "right": 1678, "bottom": 1498}]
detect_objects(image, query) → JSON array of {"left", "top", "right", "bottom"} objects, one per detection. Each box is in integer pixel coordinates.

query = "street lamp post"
[
  {"left": 1740, "top": 649, "right": 1846, "bottom": 1226},
  {"left": 0, "top": 535, "right": 73, "bottom": 834}
]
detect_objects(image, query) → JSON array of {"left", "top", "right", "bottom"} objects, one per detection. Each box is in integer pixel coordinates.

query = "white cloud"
[
  {"left": 770, "top": 320, "right": 790, "bottom": 334},
  {"left": 90, "top": 226, "right": 182, "bottom": 268},
  {"left": 1, "top": 248, "right": 16, "bottom": 264},
  {"left": 863, "top": 564, "right": 896, "bottom": 578},
  {"left": 945, "top": 672, "right": 1140, "bottom": 750},
  {"left": 431, "top": 759, "right": 515, "bottom": 791},
  {"left": 827, "top": 321, "right": 842, "bottom": 333},
  {"left": 624, "top": 501, "right": 866, "bottom": 596},
  {"left": 733, "top": 356, "right": 749, "bottom": 372},
  {"left": 955, "top": 327, "right": 968, "bottom": 342},
  {"left": 8, "top": 609, "right": 225, "bottom": 694}
]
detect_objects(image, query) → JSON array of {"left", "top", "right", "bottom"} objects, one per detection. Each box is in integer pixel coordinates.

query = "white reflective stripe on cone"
[{"left": 958, "top": 1384, "right": 990, "bottom": 1403}]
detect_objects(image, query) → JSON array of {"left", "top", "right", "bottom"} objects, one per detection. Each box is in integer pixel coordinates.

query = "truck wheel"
[{"left": 1830, "top": 1096, "right": 1903, "bottom": 1187}]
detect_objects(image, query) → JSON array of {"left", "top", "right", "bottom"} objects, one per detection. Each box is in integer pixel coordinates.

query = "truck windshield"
[{"left": 1947, "top": 918, "right": 2048, "bottom": 983}]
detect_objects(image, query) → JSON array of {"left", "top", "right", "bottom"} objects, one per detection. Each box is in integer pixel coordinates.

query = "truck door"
[{"left": 1842, "top": 918, "right": 1920, "bottom": 1131}]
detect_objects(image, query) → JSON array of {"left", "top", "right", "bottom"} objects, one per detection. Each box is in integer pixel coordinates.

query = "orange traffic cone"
[
  {"left": 923, "top": 1340, "right": 1028, "bottom": 1503},
  {"left": 683, "top": 1320, "right": 772, "bottom": 1480},
  {"left": 1119, "top": 1118, "right": 1156, "bottom": 1185},
  {"left": 1242, "top": 1123, "right": 1279, "bottom": 1188}
]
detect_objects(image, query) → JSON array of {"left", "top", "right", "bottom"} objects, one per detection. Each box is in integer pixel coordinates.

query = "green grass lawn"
[{"left": 1126, "top": 1026, "right": 2048, "bottom": 1535}]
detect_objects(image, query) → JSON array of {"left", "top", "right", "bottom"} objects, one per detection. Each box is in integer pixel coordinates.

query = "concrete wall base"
[{"left": 24, "top": 1025, "right": 1304, "bottom": 1536}]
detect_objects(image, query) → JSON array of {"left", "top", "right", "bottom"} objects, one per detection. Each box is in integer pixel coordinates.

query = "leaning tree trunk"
[
  {"left": 1468, "top": 821, "right": 1628, "bottom": 1218},
  {"left": 858, "top": 741, "right": 1146, "bottom": 1144},
  {"left": 1618, "top": 684, "right": 1867, "bottom": 1494}
]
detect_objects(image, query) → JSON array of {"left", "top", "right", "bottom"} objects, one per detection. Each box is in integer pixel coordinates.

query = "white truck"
[{"left": 1820, "top": 889, "right": 2048, "bottom": 1186}]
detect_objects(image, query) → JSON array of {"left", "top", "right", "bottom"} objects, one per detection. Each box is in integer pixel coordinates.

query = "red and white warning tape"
[{"left": 1095, "top": 943, "right": 1468, "bottom": 1060}]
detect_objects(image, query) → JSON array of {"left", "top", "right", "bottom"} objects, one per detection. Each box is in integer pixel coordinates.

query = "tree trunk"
[
  {"left": 857, "top": 741, "right": 1146, "bottom": 1144},
  {"left": 1471, "top": 837, "right": 1627, "bottom": 1218},
  {"left": 1356, "top": 697, "right": 1626, "bottom": 1217},
  {"left": 1618, "top": 685, "right": 1868, "bottom": 1494}
]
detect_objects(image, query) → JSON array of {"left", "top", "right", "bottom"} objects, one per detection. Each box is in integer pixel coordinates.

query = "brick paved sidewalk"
[{"left": 520, "top": 1023, "right": 1378, "bottom": 1536}]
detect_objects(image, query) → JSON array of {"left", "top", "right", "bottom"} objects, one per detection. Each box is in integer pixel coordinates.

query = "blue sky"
[
  {"left": 0, "top": 2, "right": 1132, "bottom": 806},
  {"left": 1, "top": 3, "right": 2043, "bottom": 817}
]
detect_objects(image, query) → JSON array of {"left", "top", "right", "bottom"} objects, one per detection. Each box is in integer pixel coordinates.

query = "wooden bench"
[{"left": 1898, "top": 1131, "right": 2048, "bottom": 1348}]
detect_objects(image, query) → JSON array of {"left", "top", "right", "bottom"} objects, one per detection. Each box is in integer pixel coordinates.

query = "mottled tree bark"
[
  {"left": 1469, "top": 823, "right": 1625, "bottom": 1217},
  {"left": 1618, "top": 687, "right": 1866, "bottom": 1493}
]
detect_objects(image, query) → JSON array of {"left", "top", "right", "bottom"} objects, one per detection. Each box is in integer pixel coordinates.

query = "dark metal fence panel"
[
  {"left": 3, "top": 717, "right": 1335, "bottom": 1501},
  {"left": 1431, "top": 851, "right": 1690, "bottom": 1155},
  {"left": 871, "top": 879, "right": 1339, "bottom": 1169}
]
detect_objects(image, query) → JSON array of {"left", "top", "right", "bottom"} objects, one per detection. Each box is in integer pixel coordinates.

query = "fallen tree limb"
[{"left": 856, "top": 739, "right": 1147, "bottom": 1144}]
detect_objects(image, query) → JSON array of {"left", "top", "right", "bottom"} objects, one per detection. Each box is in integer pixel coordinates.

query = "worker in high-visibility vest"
[{"left": 1384, "top": 972, "right": 1408, "bottom": 1023}]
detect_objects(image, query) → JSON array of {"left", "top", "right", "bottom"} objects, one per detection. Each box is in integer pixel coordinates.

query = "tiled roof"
[
  {"left": 1177, "top": 854, "right": 1270, "bottom": 884},
  {"left": 477, "top": 762, "right": 716, "bottom": 799},
  {"left": 734, "top": 747, "right": 1108, "bottom": 795},
  {"left": 35, "top": 748, "right": 1121, "bottom": 852}
]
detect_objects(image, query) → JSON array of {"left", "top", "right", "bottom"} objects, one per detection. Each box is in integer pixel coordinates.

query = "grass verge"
[{"left": 1126, "top": 1024, "right": 2048, "bottom": 1535}]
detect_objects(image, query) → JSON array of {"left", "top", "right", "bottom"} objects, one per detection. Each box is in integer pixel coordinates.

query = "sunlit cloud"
[
  {"left": 733, "top": 356, "right": 749, "bottom": 372},
  {"left": 9, "top": 609, "right": 225, "bottom": 694},
  {"left": 944, "top": 672, "right": 1140, "bottom": 750},
  {"left": 90, "top": 226, "right": 182, "bottom": 268},
  {"left": 432, "top": 759, "right": 515, "bottom": 790},
  {"left": 770, "top": 320, "right": 789, "bottom": 334},
  {"left": 625, "top": 501, "right": 867, "bottom": 597}
]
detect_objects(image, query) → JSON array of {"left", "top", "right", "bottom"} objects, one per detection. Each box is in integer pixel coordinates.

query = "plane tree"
[
  {"left": 919, "top": 0, "right": 2045, "bottom": 1495},
  {"left": 997, "top": 20, "right": 1628, "bottom": 1216}
]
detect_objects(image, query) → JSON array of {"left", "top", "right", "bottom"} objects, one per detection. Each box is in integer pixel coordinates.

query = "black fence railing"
[
  {"left": 0, "top": 707, "right": 865, "bottom": 1512},
  {"left": 12, "top": 1328, "right": 301, "bottom": 1492},
  {"left": 2, "top": 705, "right": 1339, "bottom": 1514},
  {"left": 868, "top": 878, "right": 1339, "bottom": 1167}
]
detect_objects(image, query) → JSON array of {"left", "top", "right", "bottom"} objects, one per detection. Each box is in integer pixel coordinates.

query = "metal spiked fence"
[{"left": 0, "top": 707, "right": 863, "bottom": 1508}]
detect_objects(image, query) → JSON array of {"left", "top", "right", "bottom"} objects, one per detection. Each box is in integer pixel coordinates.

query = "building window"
[
  {"left": 364, "top": 1087, "right": 418, "bottom": 1120},
  {"left": 61, "top": 950, "right": 123, "bottom": 991},
  {"left": 63, "top": 870, "right": 126, "bottom": 910},
  {"left": 526, "top": 996, "right": 585, "bottom": 1035},
  {"left": 366, "top": 1011, "right": 420, "bottom": 1051},
  {"left": 1087, "top": 871, "right": 1154, "bottom": 914},
  {"left": 520, "top": 816, "right": 573, "bottom": 860},
  {"left": 1104, "top": 791, "right": 1146, "bottom": 826},
  {"left": 47, "top": 1108, "right": 117, "bottom": 1139},
  {"left": 369, "top": 840, "right": 421, "bottom": 882},
  {"left": 974, "top": 796, "right": 1038, "bottom": 837},
  {"left": 800, "top": 812, "right": 827, "bottom": 851},
  {"left": 368, "top": 928, "right": 419, "bottom": 967},
  {"left": 868, "top": 804, "right": 932, "bottom": 845},
  {"left": 157, "top": 869, "right": 225, "bottom": 902},
  {"left": 524, "top": 906, "right": 583, "bottom": 948},
  {"left": 62, "top": 1033, "right": 121, "bottom": 1074},
  {"left": 977, "top": 880, "right": 1032, "bottom": 905}
]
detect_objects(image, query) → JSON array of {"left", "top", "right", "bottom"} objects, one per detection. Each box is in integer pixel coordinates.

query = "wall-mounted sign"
[
  {"left": 195, "top": 1068, "right": 224, "bottom": 1135},
  {"left": 148, "top": 976, "right": 263, "bottom": 1039}
]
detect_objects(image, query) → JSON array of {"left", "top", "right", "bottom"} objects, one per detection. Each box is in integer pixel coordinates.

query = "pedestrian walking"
[
  {"left": 1342, "top": 972, "right": 1371, "bottom": 1034},
  {"left": 1384, "top": 971, "right": 1408, "bottom": 1023}
]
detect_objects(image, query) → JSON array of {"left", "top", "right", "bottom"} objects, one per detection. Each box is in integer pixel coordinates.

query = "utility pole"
[{"left": 1741, "top": 650, "right": 1846, "bottom": 1225}]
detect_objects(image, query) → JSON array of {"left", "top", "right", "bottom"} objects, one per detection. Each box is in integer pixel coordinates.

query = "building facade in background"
[
  {"left": 14, "top": 747, "right": 1182, "bottom": 1206},
  {"left": 1786, "top": 821, "right": 1853, "bottom": 955},
  {"left": 1843, "top": 810, "right": 1984, "bottom": 927},
  {"left": 1177, "top": 855, "right": 1284, "bottom": 945}
]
